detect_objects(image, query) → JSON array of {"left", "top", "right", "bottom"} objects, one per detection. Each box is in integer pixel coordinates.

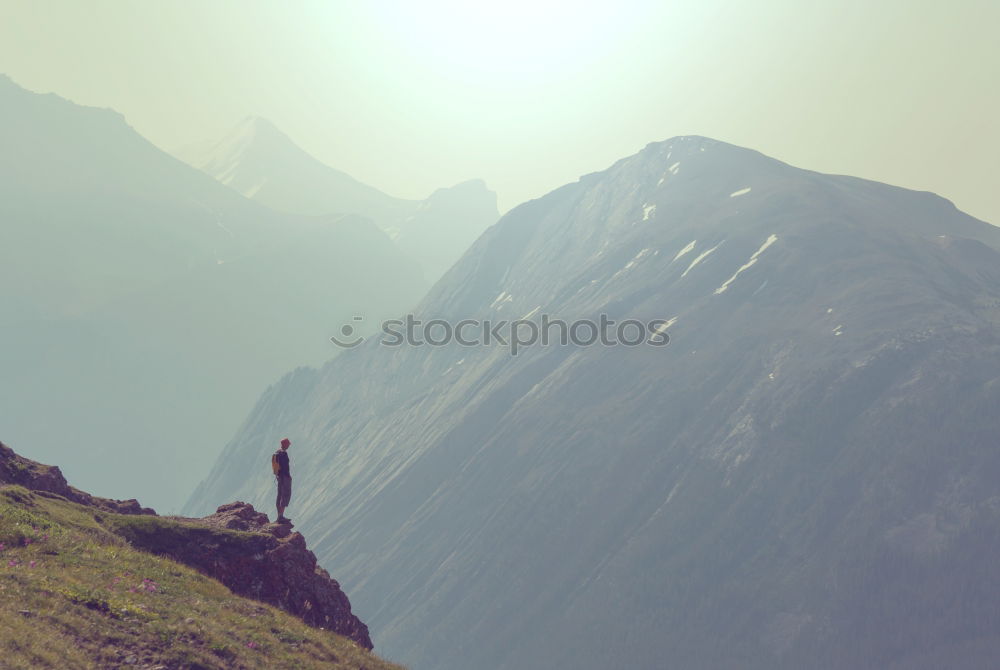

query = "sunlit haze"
[{"left": 2, "top": 0, "right": 997, "bottom": 222}]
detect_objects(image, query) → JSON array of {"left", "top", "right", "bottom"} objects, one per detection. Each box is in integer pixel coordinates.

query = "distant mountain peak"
[
  {"left": 224, "top": 115, "right": 296, "bottom": 153},
  {"left": 238, "top": 114, "right": 280, "bottom": 131},
  {"left": 172, "top": 118, "right": 500, "bottom": 283},
  {"left": 424, "top": 177, "right": 494, "bottom": 202},
  {"left": 173, "top": 116, "right": 408, "bottom": 214},
  {"left": 194, "top": 115, "right": 308, "bottom": 177}
]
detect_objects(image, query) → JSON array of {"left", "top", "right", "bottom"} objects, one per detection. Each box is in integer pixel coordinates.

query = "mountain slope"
[
  {"left": 0, "top": 74, "right": 427, "bottom": 512},
  {"left": 187, "top": 136, "right": 1000, "bottom": 669},
  {"left": 175, "top": 117, "right": 500, "bottom": 283},
  {"left": 0, "top": 441, "right": 397, "bottom": 670}
]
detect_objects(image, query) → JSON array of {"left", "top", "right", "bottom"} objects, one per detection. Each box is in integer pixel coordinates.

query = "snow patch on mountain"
[
  {"left": 714, "top": 234, "right": 778, "bottom": 294},
  {"left": 607, "top": 248, "right": 654, "bottom": 284},
  {"left": 491, "top": 292, "right": 513, "bottom": 309},
  {"left": 681, "top": 243, "right": 720, "bottom": 278},
  {"left": 244, "top": 177, "right": 268, "bottom": 199},
  {"left": 653, "top": 317, "right": 678, "bottom": 334},
  {"left": 672, "top": 240, "right": 697, "bottom": 263}
]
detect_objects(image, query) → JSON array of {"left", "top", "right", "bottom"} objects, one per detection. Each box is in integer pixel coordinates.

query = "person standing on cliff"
[{"left": 272, "top": 437, "right": 292, "bottom": 523}]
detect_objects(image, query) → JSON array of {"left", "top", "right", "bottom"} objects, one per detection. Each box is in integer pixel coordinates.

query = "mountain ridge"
[{"left": 187, "top": 135, "right": 1000, "bottom": 669}]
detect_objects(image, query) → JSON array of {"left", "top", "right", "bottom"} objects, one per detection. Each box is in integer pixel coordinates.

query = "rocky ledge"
[
  {"left": 1, "top": 441, "right": 372, "bottom": 650},
  {"left": 144, "top": 501, "right": 373, "bottom": 650}
]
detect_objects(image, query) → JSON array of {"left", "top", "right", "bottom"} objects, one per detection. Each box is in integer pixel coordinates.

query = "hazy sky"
[{"left": 2, "top": 0, "right": 998, "bottom": 222}]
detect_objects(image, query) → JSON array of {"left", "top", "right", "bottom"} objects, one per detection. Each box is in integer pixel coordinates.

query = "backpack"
[{"left": 271, "top": 451, "right": 281, "bottom": 475}]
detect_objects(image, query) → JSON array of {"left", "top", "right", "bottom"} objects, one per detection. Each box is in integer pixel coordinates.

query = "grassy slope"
[{"left": 0, "top": 485, "right": 404, "bottom": 670}]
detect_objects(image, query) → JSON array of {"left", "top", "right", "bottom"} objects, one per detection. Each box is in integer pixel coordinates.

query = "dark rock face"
[
  {"left": 115, "top": 502, "right": 372, "bottom": 649},
  {"left": 188, "top": 137, "right": 1000, "bottom": 669},
  {"left": 195, "top": 501, "right": 373, "bottom": 649},
  {"left": 111, "top": 501, "right": 373, "bottom": 649}
]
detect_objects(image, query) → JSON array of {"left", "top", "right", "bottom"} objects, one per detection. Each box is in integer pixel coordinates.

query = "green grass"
[{"left": 0, "top": 485, "right": 405, "bottom": 670}]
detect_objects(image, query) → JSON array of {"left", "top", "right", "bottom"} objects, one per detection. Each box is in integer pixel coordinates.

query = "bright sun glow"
[{"left": 374, "top": 1, "right": 651, "bottom": 83}]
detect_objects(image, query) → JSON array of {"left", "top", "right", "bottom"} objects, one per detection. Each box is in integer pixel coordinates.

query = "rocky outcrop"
[
  {"left": 0, "top": 441, "right": 155, "bottom": 515},
  {"left": 107, "top": 502, "right": 373, "bottom": 649},
  {"left": 1, "top": 441, "right": 372, "bottom": 650},
  {"left": 175, "top": 501, "right": 373, "bottom": 649}
]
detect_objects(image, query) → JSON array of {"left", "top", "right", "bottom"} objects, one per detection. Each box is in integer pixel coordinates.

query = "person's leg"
[
  {"left": 276, "top": 478, "right": 284, "bottom": 520},
  {"left": 276, "top": 476, "right": 292, "bottom": 521}
]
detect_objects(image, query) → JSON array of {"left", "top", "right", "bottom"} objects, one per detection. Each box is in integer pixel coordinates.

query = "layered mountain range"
[
  {"left": 175, "top": 116, "right": 500, "bottom": 283},
  {"left": 1, "top": 74, "right": 484, "bottom": 511},
  {"left": 187, "top": 136, "right": 1000, "bottom": 669}
]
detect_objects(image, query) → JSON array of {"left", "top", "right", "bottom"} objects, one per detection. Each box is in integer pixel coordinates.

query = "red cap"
[{"left": 280, "top": 438, "right": 291, "bottom": 448}]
